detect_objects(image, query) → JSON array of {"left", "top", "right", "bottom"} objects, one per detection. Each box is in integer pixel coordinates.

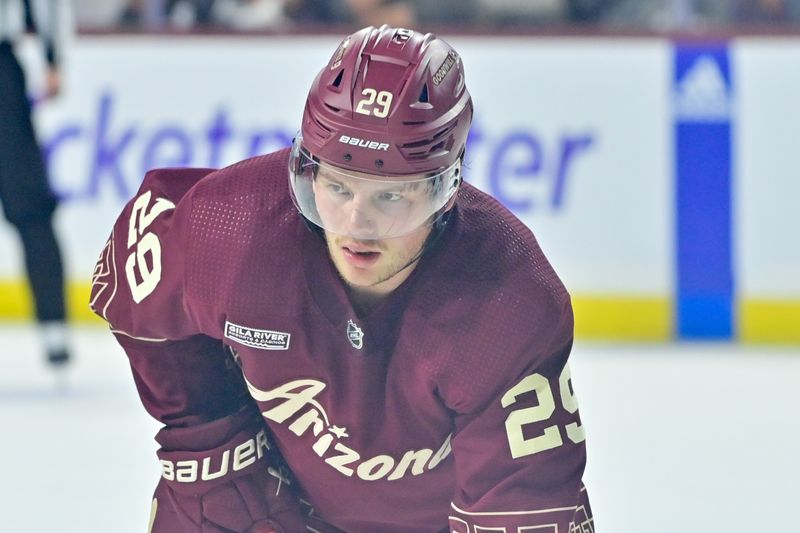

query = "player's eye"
[
  {"left": 326, "top": 182, "right": 351, "bottom": 197},
  {"left": 376, "top": 191, "right": 404, "bottom": 203}
]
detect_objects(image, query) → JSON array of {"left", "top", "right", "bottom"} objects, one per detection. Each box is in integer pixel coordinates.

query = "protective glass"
[{"left": 288, "top": 135, "right": 460, "bottom": 239}]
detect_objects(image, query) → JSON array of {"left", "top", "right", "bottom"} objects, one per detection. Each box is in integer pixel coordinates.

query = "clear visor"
[{"left": 288, "top": 135, "right": 460, "bottom": 239}]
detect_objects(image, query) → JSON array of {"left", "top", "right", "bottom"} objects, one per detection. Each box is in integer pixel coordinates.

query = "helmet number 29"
[
  {"left": 124, "top": 190, "right": 175, "bottom": 303},
  {"left": 501, "top": 364, "right": 586, "bottom": 459},
  {"left": 355, "top": 88, "right": 393, "bottom": 118}
]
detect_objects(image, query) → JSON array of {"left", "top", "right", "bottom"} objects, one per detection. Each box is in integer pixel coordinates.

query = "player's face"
[
  {"left": 323, "top": 223, "right": 431, "bottom": 296},
  {"left": 313, "top": 164, "right": 434, "bottom": 295}
]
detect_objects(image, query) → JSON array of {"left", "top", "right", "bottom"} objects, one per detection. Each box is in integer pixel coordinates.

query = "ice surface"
[{"left": 1, "top": 324, "right": 798, "bottom": 532}]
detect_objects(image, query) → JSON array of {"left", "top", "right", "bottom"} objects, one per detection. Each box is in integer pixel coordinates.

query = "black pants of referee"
[{"left": 0, "top": 41, "right": 65, "bottom": 323}]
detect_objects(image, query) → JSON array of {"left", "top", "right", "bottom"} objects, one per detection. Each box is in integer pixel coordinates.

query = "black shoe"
[{"left": 47, "top": 348, "right": 71, "bottom": 366}]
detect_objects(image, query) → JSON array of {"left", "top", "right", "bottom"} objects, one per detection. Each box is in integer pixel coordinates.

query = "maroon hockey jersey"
[{"left": 91, "top": 148, "right": 593, "bottom": 533}]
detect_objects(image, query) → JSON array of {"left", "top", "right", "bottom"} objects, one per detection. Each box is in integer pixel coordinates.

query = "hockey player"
[{"left": 91, "top": 25, "right": 593, "bottom": 533}]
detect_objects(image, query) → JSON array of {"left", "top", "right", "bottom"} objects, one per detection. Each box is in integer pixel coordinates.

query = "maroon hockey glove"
[{"left": 148, "top": 406, "right": 307, "bottom": 533}]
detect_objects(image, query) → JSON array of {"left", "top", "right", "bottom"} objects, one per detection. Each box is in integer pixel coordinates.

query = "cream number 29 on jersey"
[
  {"left": 125, "top": 190, "right": 175, "bottom": 303},
  {"left": 501, "top": 364, "right": 586, "bottom": 459}
]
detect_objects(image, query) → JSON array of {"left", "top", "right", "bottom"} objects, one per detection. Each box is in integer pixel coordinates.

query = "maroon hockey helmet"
[
  {"left": 289, "top": 25, "right": 473, "bottom": 238},
  {"left": 300, "top": 25, "right": 473, "bottom": 175}
]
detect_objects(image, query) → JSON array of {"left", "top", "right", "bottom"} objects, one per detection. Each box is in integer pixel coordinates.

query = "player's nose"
[{"left": 345, "top": 197, "right": 379, "bottom": 238}]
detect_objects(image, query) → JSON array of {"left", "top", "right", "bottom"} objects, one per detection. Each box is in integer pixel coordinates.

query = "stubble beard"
[{"left": 327, "top": 234, "right": 425, "bottom": 291}]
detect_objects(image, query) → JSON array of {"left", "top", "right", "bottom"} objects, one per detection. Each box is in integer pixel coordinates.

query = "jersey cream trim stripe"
[
  {"left": 450, "top": 502, "right": 578, "bottom": 516},
  {"left": 110, "top": 328, "right": 169, "bottom": 343}
]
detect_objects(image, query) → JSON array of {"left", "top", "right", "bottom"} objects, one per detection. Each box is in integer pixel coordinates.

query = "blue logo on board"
[{"left": 674, "top": 55, "right": 732, "bottom": 122}]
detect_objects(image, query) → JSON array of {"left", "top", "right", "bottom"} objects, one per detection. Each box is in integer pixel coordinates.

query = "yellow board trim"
[
  {"left": 1, "top": 280, "right": 797, "bottom": 344},
  {"left": 1, "top": 281, "right": 674, "bottom": 338},
  {"left": 0, "top": 280, "right": 103, "bottom": 324},
  {"left": 739, "top": 300, "right": 800, "bottom": 344},
  {"left": 572, "top": 295, "right": 672, "bottom": 341}
]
